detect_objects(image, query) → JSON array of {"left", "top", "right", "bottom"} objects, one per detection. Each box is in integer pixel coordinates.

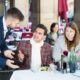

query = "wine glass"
[{"left": 63, "top": 51, "right": 68, "bottom": 57}]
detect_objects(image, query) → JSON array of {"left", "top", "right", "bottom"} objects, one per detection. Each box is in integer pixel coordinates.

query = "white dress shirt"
[
  {"left": 3, "top": 17, "right": 8, "bottom": 38},
  {"left": 30, "top": 38, "right": 44, "bottom": 71}
]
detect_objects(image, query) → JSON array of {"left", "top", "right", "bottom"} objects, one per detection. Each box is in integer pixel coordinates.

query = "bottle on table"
[{"left": 69, "top": 50, "right": 77, "bottom": 73}]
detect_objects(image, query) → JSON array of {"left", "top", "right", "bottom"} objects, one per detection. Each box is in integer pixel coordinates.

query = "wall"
[
  {"left": 14, "top": 0, "right": 58, "bottom": 31},
  {"left": 15, "top": 0, "right": 29, "bottom": 27},
  {"left": 40, "top": 0, "right": 58, "bottom": 31}
]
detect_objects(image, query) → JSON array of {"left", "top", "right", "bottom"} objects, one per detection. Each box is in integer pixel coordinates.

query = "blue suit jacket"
[{"left": 0, "top": 16, "right": 8, "bottom": 68}]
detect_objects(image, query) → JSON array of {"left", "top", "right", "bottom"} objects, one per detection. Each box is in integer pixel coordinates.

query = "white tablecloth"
[{"left": 10, "top": 70, "right": 80, "bottom": 80}]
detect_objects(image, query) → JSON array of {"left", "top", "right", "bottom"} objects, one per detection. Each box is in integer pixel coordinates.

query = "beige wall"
[
  {"left": 0, "top": 3, "right": 4, "bottom": 16},
  {"left": 15, "top": 0, "right": 29, "bottom": 26},
  {"left": 40, "top": 0, "right": 58, "bottom": 31},
  {"left": 14, "top": 0, "right": 58, "bottom": 30}
]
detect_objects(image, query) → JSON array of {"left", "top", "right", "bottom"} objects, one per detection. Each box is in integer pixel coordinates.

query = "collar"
[{"left": 30, "top": 38, "right": 44, "bottom": 47}]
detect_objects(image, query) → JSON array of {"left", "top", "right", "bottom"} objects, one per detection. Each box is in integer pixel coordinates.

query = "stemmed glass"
[{"left": 62, "top": 51, "right": 68, "bottom": 73}]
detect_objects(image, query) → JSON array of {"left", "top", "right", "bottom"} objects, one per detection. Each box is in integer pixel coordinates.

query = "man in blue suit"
[{"left": 0, "top": 7, "right": 24, "bottom": 69}]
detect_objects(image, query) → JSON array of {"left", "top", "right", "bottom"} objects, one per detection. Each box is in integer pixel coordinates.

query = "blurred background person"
[{"left": 45, "top": 23, "right": 59, "bottom": 46}]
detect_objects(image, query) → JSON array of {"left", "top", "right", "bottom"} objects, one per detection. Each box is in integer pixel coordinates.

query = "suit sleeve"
[
  {"left": 0, "top": 28, "right": 8, "bottom": 53},
  {"left": 0, "top": 57, "right": 6, "bottom": 68},
  {"left": 47, "top": 44, "right": 53, "bottom": 64},
  {"left": 1, "top": 40, "right": 8, "bottom": 53}
]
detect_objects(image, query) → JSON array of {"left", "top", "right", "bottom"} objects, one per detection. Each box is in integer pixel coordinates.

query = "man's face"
[
  {"left": 9, "top": 18, "right": 20, "bottom": 28},
  {"left": 33, "top": 28, "right": 45, "bottom": 42}
]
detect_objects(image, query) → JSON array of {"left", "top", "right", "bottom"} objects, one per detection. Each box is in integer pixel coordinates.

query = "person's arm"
[
  {"left": 18, "top": 41, "right": 27, "bottom": 56},
  {"left": 0, "top": 57, "right": 19, "bottom": 69},
  {"left": 1, "top": 39, "right": 8, "bottom": 54},
  {"left": 0, "top": 28, "right": 8, "bottom": 54},
  {"left": 0, "top": 57, "right": 6, "bottom": 68},
  {"left": 47, "top": 44, "right": 53, "bottom": 64},
  {"left": 45, "top": 44, "right": 56, "bottom": 70},
  {"left": 75, "top": 42, "right": 80, "bottom": 53},
  {"left": 18, "top": 50, "right": 24, "bottom": 62},
  {"left": 0, "top": 37, "right": 15, "bottom": 59},
  {"left": 52, "top": 36, "right": 64, "bottom": 62},
  {"left": 75, "top": 42, "right": 80, "bottom": 58}
]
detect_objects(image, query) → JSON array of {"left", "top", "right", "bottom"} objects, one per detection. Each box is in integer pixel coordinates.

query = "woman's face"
[
  {"left": 65, "top": 27, "right": 75, "bottom": 41},
  {"left": 53, "top": 24, "right": 58, "bottom": 33}
]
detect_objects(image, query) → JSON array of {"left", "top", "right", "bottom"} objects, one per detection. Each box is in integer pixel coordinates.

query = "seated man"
[{"left": 18, "top": 24, "right": 54, "bottom": 71}]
